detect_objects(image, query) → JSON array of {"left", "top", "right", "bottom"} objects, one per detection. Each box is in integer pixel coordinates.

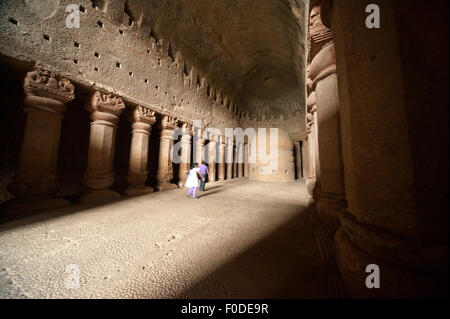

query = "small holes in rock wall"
[
  {"left": 79, "top": 5, "right": 86, "bottom": 12},
  {"left": 97, "top": 21, "right": 103, "bottom": 28},
  {"left": 157, "top": 59, "right": 161, "bottom": 66},
  {"left": 129, "top": 72, "right": 133, "bottom": 76},
  {"left": 43, "top": 34, "right": 50, "bottom": 41},
  {"left": 116, "top": 62, "right": 121, "bottom": 68},
  {"left": 94, "top": 52, "right": 100, "bottom": 58},
  {"left": 8, "top": 17, "right": 18, "bottom": 25},
  {"left": 155, "top": 86, "right": 159, "bottom": 90},
  {"left": 144, "top": 79, "right": 148, "bottom": 84},
  {"left": 74, "top": 59, "right": 78, "bottom": 64},
  {"left": 74, "top": 41, "right": 80, "bottom": 47},
  {"left": 94, "top": 67, "right": 99, "bottom": 72},
  {"left": 147, "top": 49, "right": 150, "bottom": 54},
  {"left": 119, "top": 29, "right": 124, "bottom": 35}
]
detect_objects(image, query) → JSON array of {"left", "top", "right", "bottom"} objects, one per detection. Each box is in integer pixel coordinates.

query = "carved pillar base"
[
  {"left": 156, "top": 182, "right": 179, "bottom": 192},
  {"left": 124, "top": 172, "right": 154, "bottom": 196},
  {"left": 2, "top": 196, "right": 70, "bottom": 215},
  {"left": 79, "top": 189, "right": 121, "bottom": 203},
  {"left": 315, "top": 190, "right": 346, "bottom": 235},
  {"left": 334, "top": 211, "right": 449, "bottom": 298}
]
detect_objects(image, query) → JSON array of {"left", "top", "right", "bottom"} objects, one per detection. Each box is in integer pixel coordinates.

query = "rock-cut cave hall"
[{"left": 0, "top": 0, "right": 448, "bottom": 299}]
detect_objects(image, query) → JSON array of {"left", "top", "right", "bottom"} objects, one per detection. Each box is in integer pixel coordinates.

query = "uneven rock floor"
[{"left": 0, "top": 179, "right": 329, "bottom": 299}]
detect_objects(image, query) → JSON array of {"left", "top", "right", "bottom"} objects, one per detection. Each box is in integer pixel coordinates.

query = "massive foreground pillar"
[
  {"left": 5, "top": 69, "right": 74, "bottom": 213},
  {"left": 308, "top": 5, "right": 346, "bottom": 234},
  {"left": 178, "top": 123, "right": 193, "bottom": 188},
  {"left": 327, "top": 0, "right": 448, "bottom": 298},
  {"left": 80, "top": 91, "right": 125, "bottom": 203},
  {"left": 124, "top": 106, "right": 156, "bottom": 196},
  {"left": 156, "top": 116, "right": 178, "bottom": 191}
]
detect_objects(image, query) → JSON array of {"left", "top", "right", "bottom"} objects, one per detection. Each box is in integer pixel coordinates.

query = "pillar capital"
[
  {"left": 24, "top": 68, "right": 75, "bottom": 104},
  {"left": 160, "top": 115, "right": 178, "bottom": 131},
  {"left": 87, "top": 91, "right": 125, "bottom": 116},
  {"left": 131, "top": 106, "right": 156, "bottom": 125},
  {"left": 181, "top": 122, "right": 193, "bottom": 136},
  {"left": 308, "top": 4, "right": 333, "bottom": 64}
]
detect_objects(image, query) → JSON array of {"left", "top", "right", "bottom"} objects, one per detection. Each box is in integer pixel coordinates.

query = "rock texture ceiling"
[{"left": 126, "top": 0, "right": 308, "bottom": 117}]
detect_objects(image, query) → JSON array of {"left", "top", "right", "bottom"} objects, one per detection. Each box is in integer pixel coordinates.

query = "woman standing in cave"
[{"left": 185, "top": 163, "right": 205, "bottom": 199}]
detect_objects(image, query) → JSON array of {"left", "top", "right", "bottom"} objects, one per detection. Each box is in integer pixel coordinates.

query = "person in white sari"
[{"left": 185, "top": 163, "right": 205, "bottom": 199}]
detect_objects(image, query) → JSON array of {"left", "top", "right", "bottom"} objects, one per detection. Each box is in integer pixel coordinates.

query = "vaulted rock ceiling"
[{"left": 125, "top": 0, "right": 308, "bottom": 118}]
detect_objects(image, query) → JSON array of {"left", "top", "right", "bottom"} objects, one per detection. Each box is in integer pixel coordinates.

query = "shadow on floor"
[
  {"left": 0, "top": 188, "right": 175, "bottom": 231},
  {"left": 0, "top": 182, "right": 229, "bottom": 231},
  {"left": 175, "top": 202, "right": 330, "bottom": 299}
]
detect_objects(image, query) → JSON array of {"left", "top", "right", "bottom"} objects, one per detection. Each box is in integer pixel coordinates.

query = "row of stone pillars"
[
  {"left": 304, "top": 1, "right": 448, "bottom": 298},
  {"left": 3, "top": 68, "right": 247, "bottom": 214}
]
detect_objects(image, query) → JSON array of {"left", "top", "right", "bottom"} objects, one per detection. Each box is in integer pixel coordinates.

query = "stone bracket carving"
[
  {"left": 88, "top": 91, "right": 125, "bottom": 115},
  {"left": 132, "top": 106, "right": 156, "bottom": 125},
  {"left": 24, "top": 68, "right": 75, "bottom": 103},
  {"left": 161, "top": 115, "right": 178, "bottom": 130}
]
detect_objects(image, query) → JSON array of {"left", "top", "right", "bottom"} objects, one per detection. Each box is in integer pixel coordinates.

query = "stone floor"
[{"left": 0, "top": 179, "right": 329, "bottom": 299}]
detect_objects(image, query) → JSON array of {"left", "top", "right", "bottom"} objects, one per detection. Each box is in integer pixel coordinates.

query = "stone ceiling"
[{"left": 126, "top": 0, "right": 308, "bottom": 117}]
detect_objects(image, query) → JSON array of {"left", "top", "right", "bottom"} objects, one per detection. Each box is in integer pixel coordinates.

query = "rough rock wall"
[{"left": 0, "top": 0, "right": 240, "bottom": 131}]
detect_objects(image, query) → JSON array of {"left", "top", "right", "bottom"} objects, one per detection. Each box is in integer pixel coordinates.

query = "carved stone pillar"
[
  {"left": 329, "top": 0, "right": 448, "bottom": 298},
  {"left": 207, "top": 135, "right": 217, "bottom": 182},
  {"left": 308, "top": 5, "right": 345, "bottom": 235},
  {"left": 5, "top": 69, "right": 75, "bottom": 213},
  {"left": 178, "top": 123, "right": 193, "bottom": 188},
  {"left": 233, "top": 142, "right": 238, "bottom": 178},
  {"left": 124, "top": 106, "right": 156, "bottom": 196},
  {"left": 294, "top": 141, "right": 302, "bottom": 179},
  {"left": 156, "top": 116, "right": 178, "bottom": 191},
  {"left": 226, "top": 137, "right": 233, "bottom": 180},
  {"left": 237, "top": 142, "right": 244, "bottom": 178},
  {"left": 305, "top": 90, "right": 319, "bottom": 195},
  {"left": 193, "top": 128, "right": 204, "bottom": 165},
  {"left": 80, "top": 91, "right": 125, "bottom": 203},
  {"left": 244, "top": 143, "right": 249, "bottom": 178},
  {"left": 218, "top": 137, "right": 226, "bottom": 181}
]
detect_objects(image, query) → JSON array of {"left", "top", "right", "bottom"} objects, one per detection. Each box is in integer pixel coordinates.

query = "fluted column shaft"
[
  {"left": 81, "top": 91, "right": 125, "bottom": 203},
  {"left": 233, "top": 143, "right": 238, "bottom": 178},
  {"left": 218, "top": 140, "right": 226, "bottom": 181},
  {"left": 124, "top": 106, "right": 156, "bottom": 196},
  {"left": 156, "top": 116, "right": 178, "bottom": 191},
  {"left": 226, "top": 137, "right": 233, "bottom": 180},
  {"left": 207, "top": 139, "right": 217, "bottom": 182},
  {"left": 237, "top": 142, "right": 244, "bottom": 178},
  {"left": 309, "top": 42, "right": 346, "bottom": 234},
  {"left": 178, "top": 124, "right": 193, "bottom": 188},
  {"left": 244, "top": 143, "right": 249, "bottom": 178}
]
